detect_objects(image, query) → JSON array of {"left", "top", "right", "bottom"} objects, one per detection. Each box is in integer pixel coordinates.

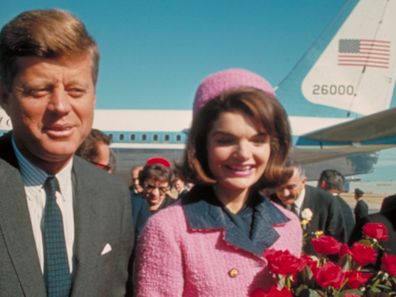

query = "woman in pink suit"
[{"left": 135, "top": 68, "right": 302, "bottom": 296}]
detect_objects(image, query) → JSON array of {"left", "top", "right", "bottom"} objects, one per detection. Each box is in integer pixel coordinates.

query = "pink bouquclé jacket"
[{"left": 135, "top": 187, "right": 302, "bottom": 297}]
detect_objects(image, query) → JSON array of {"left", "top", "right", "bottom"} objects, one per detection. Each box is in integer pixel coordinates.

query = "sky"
[{"left": 1, "top": 0, "right": 395, "bottom": 182}]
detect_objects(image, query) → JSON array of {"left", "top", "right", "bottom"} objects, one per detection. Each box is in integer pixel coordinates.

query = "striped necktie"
[{"left": 43, "top": 176, "right": 71, "bottom": 297}]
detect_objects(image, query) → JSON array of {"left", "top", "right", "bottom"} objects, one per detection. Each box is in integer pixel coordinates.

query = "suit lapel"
[
  {"left": 70, "top": 157, "right": 103, "bottom": 296},
  {"left": 0, "top": 158, "right": 46, "bottom": 295},
  {"left": 300, "top": 186, "right": 318, "bottom": 235},
  {"left": 301, "top": 186, "right": 315, "bottom": 211}
]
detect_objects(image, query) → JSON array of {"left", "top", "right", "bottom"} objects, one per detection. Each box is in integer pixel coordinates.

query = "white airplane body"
[{"left": 1, "top": 0, "right": 396, "bottom": 180}]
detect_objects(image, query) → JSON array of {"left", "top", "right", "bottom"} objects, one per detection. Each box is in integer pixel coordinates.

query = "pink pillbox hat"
[{"left": 193, "top": 68, "right": 275, "bottom": 116}]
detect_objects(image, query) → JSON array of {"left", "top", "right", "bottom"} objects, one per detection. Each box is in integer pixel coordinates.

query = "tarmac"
[{"left": 342, "top": 192, "right": 385, "bottom": 214}]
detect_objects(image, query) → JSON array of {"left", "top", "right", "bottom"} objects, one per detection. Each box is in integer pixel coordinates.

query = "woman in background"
[
  {"left": 135, "top": 68, "right": 302, "bottom": 296},
  {"left": 139, "top": 157, "right": 175, "bottom": 213}
]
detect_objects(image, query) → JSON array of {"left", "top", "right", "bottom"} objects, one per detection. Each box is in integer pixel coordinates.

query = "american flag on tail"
[{"left": 338, "top": 39, "right": 390, "bottom": 69}]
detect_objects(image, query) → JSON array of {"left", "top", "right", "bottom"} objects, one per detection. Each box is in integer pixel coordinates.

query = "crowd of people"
[{"left": 0, "top": 8, "right": 394, "bottom": 297}]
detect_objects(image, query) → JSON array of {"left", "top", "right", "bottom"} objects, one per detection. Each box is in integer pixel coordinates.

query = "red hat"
[{"left": 146, "top": 156, "right": 172, "bottom": 168}]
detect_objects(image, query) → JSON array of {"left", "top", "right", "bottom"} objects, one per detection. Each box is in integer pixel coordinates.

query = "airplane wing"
[
  {"left": 300, "top": 107, "right": 396, "bottom": 142},
  {"left": 291, "top": 107, "right": 396, "bottom": 164},
  {"left": 290, "top": 146, "right": 383, "bottom": 164}
]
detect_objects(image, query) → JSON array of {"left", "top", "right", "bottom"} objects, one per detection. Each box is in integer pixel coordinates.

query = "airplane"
[{"left": 1, "top": 0, "right": 396, "bottom": 182}]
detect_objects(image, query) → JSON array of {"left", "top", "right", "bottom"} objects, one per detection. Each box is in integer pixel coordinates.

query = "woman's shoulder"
[{"left": 146, "top": 201, "right": 185, "bottom": 227}]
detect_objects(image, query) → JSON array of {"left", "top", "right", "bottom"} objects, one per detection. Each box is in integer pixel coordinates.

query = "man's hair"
[
  {"left": 284, "top": 159, "right": 306, "bottom": 177},
  {"left": 182, "top": 87, "right": 291, "bottom": 188},
  {"left": 76, "top": 129, "right": 111, "bottom": 162},
  {"left": 276, "top": 159, "right": 306, "bottom": 185},
  {"left": 0, "top": 9, "right": 99, "bottom": 88},
  {"left": 318, "top": 169, "right": 345, "bottom": 192}
]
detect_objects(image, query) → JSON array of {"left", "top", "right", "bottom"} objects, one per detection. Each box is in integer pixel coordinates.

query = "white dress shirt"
[
  {"left": 293, "top": 187, "right": 306, "bottom": 216},
  {"left": 12, "top": 138, "right": 75, "bottom": 273}
]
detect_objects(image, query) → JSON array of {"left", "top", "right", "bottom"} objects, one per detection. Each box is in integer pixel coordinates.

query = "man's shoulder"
[
  {"left": 380, "top": 193, "right": 396, "bottom": 213},
  {"left": 0, "top": 134, "right": 22, "bottom": 184},
  {"left": 305, "top": 185, "right": 335, "bottom": 202},
  {"left": 73, "top": 156, "right": 129, "bottom": 194},
  {"left": 0, "top": 157, "right": 21, "bottom": 182},
  {"left": 356, "top": 199, "right": 368, "bottom": 206},
  {"left": 369, "top": 210, "right": 393, "bottom": 223},
  {"left": 336, "top": 195, "right": 351, "bottom": 207},
  {"left": 0, "top": 132, "right": 18, "bottom": 169}
]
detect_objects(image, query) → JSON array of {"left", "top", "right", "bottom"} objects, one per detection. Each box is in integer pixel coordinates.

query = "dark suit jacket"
[
  {"left": 380, "top": 194, "right": 396, "bottom": 213},
  {"left": 302, "top": 186, "right": 347, "bottom": 240},
  {"left": 272, "top": 185, "right": 347, "bottom": 254},
  {"left": 335, "top": 195, "right": 355, "bottom": 240},
  {"left": 0, "top": 133, "right": 134, "bottom": 296},
  {"left": 130, "top": 193, "right": 151, "bottom": 237},
  {"left": 354, "top": 199, "right": 369, "bottom": 222},
  {"left": 350, "top": 209, "right": 396, "bottom": 256}
]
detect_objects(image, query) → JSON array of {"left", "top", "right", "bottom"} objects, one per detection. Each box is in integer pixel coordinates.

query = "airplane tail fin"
[{"left": 276, "top": 0, "right": 396, "bottom": 118}]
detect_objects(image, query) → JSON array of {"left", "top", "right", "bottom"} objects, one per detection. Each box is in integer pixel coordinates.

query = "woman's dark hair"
[{"left": 182, "top": 87, "right": 291, "bottom": 188}]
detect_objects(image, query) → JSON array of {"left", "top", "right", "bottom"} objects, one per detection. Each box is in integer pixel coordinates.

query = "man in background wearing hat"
[{"left": 354, "top": 188, "right": 368, "bottom": 223}]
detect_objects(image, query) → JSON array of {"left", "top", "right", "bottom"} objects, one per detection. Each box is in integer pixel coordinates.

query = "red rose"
[
  {"left": 346, "top": 271, "right": 372, "bottom": 289},
  {"left": 339, "top": 243, "right": 352, "bottom": 257},
  {"left": 250, "top": 288, "right": 267, "bottom": 297},
  {"left": 311, "top": 235, "right": 342, "bottom": 255},
  {"left": 343, "top": 294, "right": 360, "bottom": 297},
  {"left": 350, "top": 242, "right": 377, "bottom": 266},
  {"left": 250, "top": 286, "right": 292, "bottom": 297},
  {"left": 362, "top": 223, "right": 388, "bottom": 241},
  {"left": 300, "top": 255, "right": 318, "bottom": 274},
  {"left": 381, "top": 253, "right": 396, "bottom": 276},
  {"left": 265, "top": 249, "right": 304, "bottom": 275},
  {"left": 314, "top": 261, "right": 346, "bottom": 290}
]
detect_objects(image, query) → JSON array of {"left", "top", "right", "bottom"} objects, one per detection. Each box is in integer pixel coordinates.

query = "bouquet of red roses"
[{"left": 251, "top": 223, "right": 396, "bottom": 297}]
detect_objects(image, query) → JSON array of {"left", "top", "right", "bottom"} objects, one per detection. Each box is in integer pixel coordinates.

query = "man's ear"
[{"left": 319, "top": 180, "right": 326, "bottom": 189}]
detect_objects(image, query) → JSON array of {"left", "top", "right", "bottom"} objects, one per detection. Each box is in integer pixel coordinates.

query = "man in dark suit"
[
  {"left": 317, "top": 169, "right": 355, "bottom": 240},
  {"left": 273, "top": 163, "right": 347, "bottom": 254},
  {"left": 0, "top": 9, "right": 134, "bottom": 296},
  {"left": 353, "top": 188, "right": 369, "bottom": 223}
]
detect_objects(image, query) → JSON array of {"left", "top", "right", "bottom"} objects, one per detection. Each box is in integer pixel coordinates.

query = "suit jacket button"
[{"left": 228, "top": 268, "right": 238, "bottom": 278}]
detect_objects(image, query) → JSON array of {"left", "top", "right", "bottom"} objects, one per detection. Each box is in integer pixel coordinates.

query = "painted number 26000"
[{"left": 312, "top": 84, "right": 354, "bottom": 96}]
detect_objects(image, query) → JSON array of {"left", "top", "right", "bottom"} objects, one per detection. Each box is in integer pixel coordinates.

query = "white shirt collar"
[
  {"left": 11, "top": 136, "right": 73, "bottom": 200},
  {"left": 294, "top": 187, "right": 305, "bottom": 211}
]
